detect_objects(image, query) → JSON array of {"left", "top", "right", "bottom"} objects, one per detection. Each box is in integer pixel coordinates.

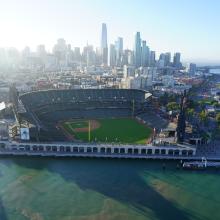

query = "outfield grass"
[{"left": 63, "top": 118, "right": 152, "bottom": 144}]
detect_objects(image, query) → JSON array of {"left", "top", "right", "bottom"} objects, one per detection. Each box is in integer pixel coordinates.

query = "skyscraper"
[
  {"left": 53, "top": 38, "right": 67, "bottom": 66},
  {"left": 173, "top": 52, "right": 181, "bottom": 68},
  {"left": 189, "top": 63, "right": 197, "bottom": 75},
  {"left": 134, "top": 32, "right": 142, "bottom": 68},
  {"left": 101, "top": 23, "right": 108, "bottom": 66},
  {"left": 127, "top": 50, "right": 134, "bottom": 66},
  {"left": 115, "top": 37, "right": 123, "bottom": 66},
  {"left": 73, "top": 47, "right": 81, "bottom": 63},
  {"left": 37, "top": 45, "right": 46, "bottom": 57},
  {"left": 158, "top": 53, "right": 166, "bottom": 68},
  {"left": 159, "top": 53, "right": 166, "bottom": 61},
  {"left": 141, "top": 40, "right": 150, "bottom": 67},
  {"left": 82, "top": 44, "right": 95, "bottom": 66},
  {"left": 110, "top": 44, "right": 117, "bottom": 67},
  {"left": 164, "top": 52, "right": 171, "bottom": 66},
  {"left": 150, "top": 51, "right": 156, "bottom": 67}
]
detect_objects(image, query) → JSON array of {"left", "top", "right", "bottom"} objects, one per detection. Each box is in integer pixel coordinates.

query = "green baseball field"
[{"left": 62, "top": 118, "right": 152, "bottom": 144}]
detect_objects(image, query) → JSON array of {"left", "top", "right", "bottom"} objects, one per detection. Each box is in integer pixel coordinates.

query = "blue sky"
[{"left": 0, "top": 0, "right": 219, "bottom": 64}]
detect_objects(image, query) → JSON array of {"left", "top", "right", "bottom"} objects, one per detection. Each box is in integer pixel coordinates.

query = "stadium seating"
[{"left": 20, "top": 89, "right": 146, "bottom": 109}]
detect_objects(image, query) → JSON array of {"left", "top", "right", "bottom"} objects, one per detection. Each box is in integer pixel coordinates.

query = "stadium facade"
[{"left": 4, "top": 87, "right": 198, "bottom": 159}]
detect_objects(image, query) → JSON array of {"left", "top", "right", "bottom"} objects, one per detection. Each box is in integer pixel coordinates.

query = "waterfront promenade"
[
  {"left": 1, "top": 140, "right": 220, "bottom": 161},
  {"left": 0, "top": 149, "right": 220, "bottom": 161},
  {"left": 1, "top": 140, "right": 218, "bottom": 161}
]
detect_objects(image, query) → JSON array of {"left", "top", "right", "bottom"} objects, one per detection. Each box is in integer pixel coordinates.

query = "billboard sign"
[{"left": 20, "top": 128, "right": 30, "bottom": 140}]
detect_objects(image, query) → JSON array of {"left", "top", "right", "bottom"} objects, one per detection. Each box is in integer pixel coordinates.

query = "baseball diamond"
[{"left": 61, "top": 118, "right": 152, "bottom": 144}]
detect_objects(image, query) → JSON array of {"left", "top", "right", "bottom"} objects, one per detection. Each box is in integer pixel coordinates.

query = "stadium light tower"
[
  {"left": 88, "top": 120, "right": 91, "bottom": 142},
  {"left": 132, "top": 99, "right": 135, "bottom": 117}
]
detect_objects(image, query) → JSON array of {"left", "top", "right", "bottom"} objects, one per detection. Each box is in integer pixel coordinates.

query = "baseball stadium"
[{"left": 18, "top": 89, "right": 153, "bottom": 143}]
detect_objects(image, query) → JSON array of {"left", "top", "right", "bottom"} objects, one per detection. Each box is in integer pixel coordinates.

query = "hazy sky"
[{"left": 0, "top": 0, "right": 219, "bottom": 63}]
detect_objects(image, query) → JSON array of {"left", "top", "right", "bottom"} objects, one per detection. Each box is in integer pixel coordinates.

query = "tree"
[
  {"left": 166, "top": 102, "right": 179, "bottom": 111},
  {"left": 186, "top": 108, "right": 195, "bottom": 118},
  {"left": 159, "top": 92, "right": 169, "bottom": 106},
  {"left": 187, "top": 100, "right": 197, "bottom": 109},
  {"left": 213, "top": 102, "right": 220, "bottom": 108},
  {"left": 199, "top": 110, "right": 208, "bottom": 123},
  {"left": 216, "top": 112, "right": 220, "bottom": 124}
]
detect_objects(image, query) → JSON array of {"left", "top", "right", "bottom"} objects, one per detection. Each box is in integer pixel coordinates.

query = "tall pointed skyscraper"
[
  {"left": 101, "top": 23, "right": 107, "bottom": 49},
  {"left": 134, "top": 32, "right": 141, "bottom": 68},
  {"left": 101, "top": 23, "right": 108, "bottom": 66}
]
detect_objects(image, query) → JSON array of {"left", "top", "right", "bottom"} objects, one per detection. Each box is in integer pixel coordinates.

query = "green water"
[{"left": 0, "top": 157, "right": 219, "bottom": 220}]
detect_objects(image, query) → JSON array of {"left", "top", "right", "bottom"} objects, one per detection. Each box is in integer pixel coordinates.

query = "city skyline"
[{"left": 0, "top": 0, "right": 220, "bottom": 64}]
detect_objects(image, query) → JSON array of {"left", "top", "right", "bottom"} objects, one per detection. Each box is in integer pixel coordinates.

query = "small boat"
[
  {"left": 182, "top": 162, "right": 206, "bottom": 170},
  {"left": 183, "top": 157, "right": 207, "bottom": 170}
]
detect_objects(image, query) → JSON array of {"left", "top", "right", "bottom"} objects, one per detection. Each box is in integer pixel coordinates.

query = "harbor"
[{"left": 1, "top": 156, "right": 220, "bottom": 220}]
